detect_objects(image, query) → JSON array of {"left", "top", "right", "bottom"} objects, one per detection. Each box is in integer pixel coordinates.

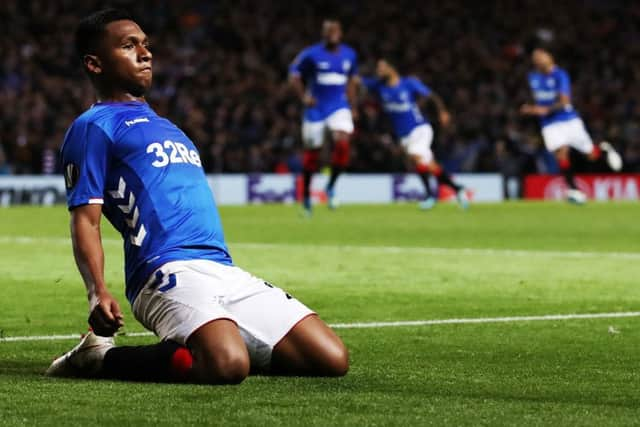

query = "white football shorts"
[
  {"left": 302, "top": 108, "right": 354, "bottom": 149},
  {"left": 400, "top": 124, "right": 434, "bottom": 164},
  {"left": 541, "top": 118, "right": 594, "bottom": 154},
  {"left": 132, "top": 260, "right": 314, "bottom": 371}
]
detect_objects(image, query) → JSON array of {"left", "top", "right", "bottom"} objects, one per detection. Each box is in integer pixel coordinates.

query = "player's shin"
[
  {"left": 101, "top": 340, "right": 193, "bottom": 382},
  {"left": 558, "top": 158, "right": 578, "bottom": 189},
  {"left": 431, "top": 164, "right": 462, "bottom": 192},
  {"left": 302, "top": 150, "right": 320, "bottom": 211},
  {"left": 327, "top": 139, "right": 350, "bottom": 191},
  {"left": 416, "top": 164, "right": 433, "bottom": 199}
]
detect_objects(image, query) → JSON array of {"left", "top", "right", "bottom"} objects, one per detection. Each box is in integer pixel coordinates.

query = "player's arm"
[
  {"left": 412, "top": 77, "right": 450, "bottom": 127},
  {"left": 289, "top": 50, "right": 316, "bottom": 107},
  {"left": 347, "top": 75, "right": 361, "bottom": 120},
  {"left": 71, "top": 204, "right": 123, "bottom": 336},
  {"left": 289, "top": 74, "right": 315, "bottom": 107},
  {"left": 62, "top": 122, "right": 122, "bottom": 336},
  {"left": 425, "top": 92, "right": 451, "bottom": 127},
  {"left": 520, "top": 94, "right": 570, "bottom": 116}
]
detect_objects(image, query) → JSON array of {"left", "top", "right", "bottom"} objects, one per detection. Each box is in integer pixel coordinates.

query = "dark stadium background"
[{"left": 1, "top": 0, "right": 638, "bottom": 178}]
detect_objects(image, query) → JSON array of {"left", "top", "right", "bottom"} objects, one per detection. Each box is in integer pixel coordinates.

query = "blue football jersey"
[
  {"left": 363, "top": 76, "right": 432, "bottom": 137},
  {"left": 61, "top": 101, "right": 232, "bottom": 304},
  {"left": 527, "top": 66, "right": 579, "bottom": 127},
  {"left": 289, "top": 43, "right": 358, "bottom": 121}
]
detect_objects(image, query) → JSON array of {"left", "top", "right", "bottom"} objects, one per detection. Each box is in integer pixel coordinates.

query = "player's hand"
[
  {"left": 88, "top": 289, "right": 124, "bottom": 337},
  {"left": 519, "top": 104, "right": 533, "bottom": 115},
  {"left": 302, "top": 94, "right": 317, "bottom": 107},
  {"left": 439, "top": 111, "right": 451, "bottom": 127},
  {"left": 351, "top": 106, "right": 360, "bottom": 122},
  {"left": 520, "top": 104, "right": 549, "bottom": 116}
]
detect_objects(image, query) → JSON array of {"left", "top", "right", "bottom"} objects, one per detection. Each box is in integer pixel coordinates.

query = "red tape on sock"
[
  {"left": 331, "top": 140, "right": 350, "bottom": 167},
  {"left": 416, "top": 163, "right": 430, "bottom": 174},
  {"left": 303, "top": 150, "right": 320, "bottom": 172},
  {"left": 170, "top": 347, "right": 193, "bottom": 379}
]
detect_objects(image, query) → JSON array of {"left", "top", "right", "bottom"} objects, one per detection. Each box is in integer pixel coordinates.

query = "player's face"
[
  {"left": 532, "top": 49, "right": 553, "bottom": 72},
  {"left": 97, "top": 20, "right": 152, "bottom": 96},
  {"left": 322, "top": 21, "right": 342, "bottom": 46},
  {"left": 376, "top": 60, "right": 392, "bottom": 79}
]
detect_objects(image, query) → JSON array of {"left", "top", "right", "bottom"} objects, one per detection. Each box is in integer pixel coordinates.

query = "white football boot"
[
  {"left": 566, "top": 189, "right": 587, "bottom": 205},
  {"left": 326, "top": 187, "right": 339, "bottom": 210},
  {"left": 45, "top": 332, "right": 114, "bottom": 378},
  {"left": 599, "top": 142, "right": 622, "bottom": 172},
  {"left": 456, "top": 188, "right": 470, "bottom": 210},
  {"left": 418, "top": 197, "right": 437, "bottom": 210}
]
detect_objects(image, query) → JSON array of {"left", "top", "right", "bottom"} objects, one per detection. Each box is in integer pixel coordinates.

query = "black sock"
[
  {"left": 102, "top": 340, "right": 186, "bottom": 382},
  {"left": 562, "top": 168, "right": 578, "bottom": 189},
  {"left": 418, "top": 173, "right": 433, "bottom": 198},
  {"left": 437, "top": 172, "right": 462, "bottom": 192},
  {"left": 327, "top": 166, "right": 343, "bottom": 191},
  {"left": 303, "top": 171, "right": 313, "bottom": 201}
]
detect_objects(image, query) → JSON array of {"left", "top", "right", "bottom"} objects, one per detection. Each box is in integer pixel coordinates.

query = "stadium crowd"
[{"left": 1, "top": 0, "right": 639, "bottom": 177}]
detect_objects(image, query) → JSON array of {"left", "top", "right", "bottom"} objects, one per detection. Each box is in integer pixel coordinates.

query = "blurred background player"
[
  {"left": 289, "top": 19, "right": 359, "bottom": 215},
  {"left": 520, "top": 47, "right": 622, "bottom": 204},
  {"left": 362, "top": 58, "right": 468, "bottom": 210}
]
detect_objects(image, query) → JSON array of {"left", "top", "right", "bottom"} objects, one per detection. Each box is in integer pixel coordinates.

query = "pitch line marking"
[
  {"left": 1, "top": 311, "right": 639, "bottom": 343},
  {"left": 0, "top": 236, "right": 638, "bottom": 260}
]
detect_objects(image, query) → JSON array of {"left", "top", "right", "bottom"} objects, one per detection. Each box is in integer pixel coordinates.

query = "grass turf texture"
[{"left": 0, "top": 202, "right": 639, "bottom": 426}]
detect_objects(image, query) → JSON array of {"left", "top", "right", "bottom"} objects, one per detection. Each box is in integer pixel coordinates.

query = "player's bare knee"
[
  {"left": 198, "top": 355, "right": 249, "bottom": 385},
  {"left": 193, "top": 346, "right": 250, "bottom": 384},
  {"left": 322, "top": 340, "right": 349, "bottom": 377},
  {"left": 217, "top": 350, "right": 250, "bottom": 384},
  {"left": 333, "top": 130, "right": 349, "bottom": 141}
]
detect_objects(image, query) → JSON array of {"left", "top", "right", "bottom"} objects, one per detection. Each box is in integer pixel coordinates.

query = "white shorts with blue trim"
[
  {"left": 302, "top": 108, "right": 354, "bottom": 149},
  {"left": 541, "top": 118, "right": 594, "bottom": 154},
  {"left": 400, "top": 124, "right": 434, "bottom": 165},
  {"left": 132, "top": 260, "right": 314, "bottom": 370}
]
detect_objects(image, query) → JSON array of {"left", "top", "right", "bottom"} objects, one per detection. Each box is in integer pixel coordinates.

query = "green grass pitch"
[{"left": 1, "top": 201, "right": 639, "bottom": 426}]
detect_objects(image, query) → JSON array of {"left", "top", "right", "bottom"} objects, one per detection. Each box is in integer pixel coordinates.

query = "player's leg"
[
  {"left": 553, "top": 145, "right": 586, "bottom": 204},
  {"left": 185, "top": 319, "right": 249, "bottom": 384},
  {"left": 404, "top": 125, "right": 467, "bottom": 209},
  {"left": 411, "top": 155, "right": 437, "bottom": 210},
  {"left": 326, "top": 109, "right": 354, "bottom": 209},
  {"left": 47, "top": 261, "right": 252, "bottom": 384},
  {"left": 554, "top": 145, "right": 576, "bottom": 188},
  {"left": 219, "top": 265, "right": 348, "bottom": 376},
  {"left": 100, "top": 318, "right": 249, "bottom": 384},
  {"left": 569, "top": 118, "right": 622, "bottom": 171},
  {"left": 270, "top": 314, "right": 348, "bottom": 376},
  {"left": 301, "top": 120, "right": 325, "bottom": 215},
  {"left": 542, "top": 122, "right": 585, "bottom": 203},
  {"left": 326, "top": 130, "right": 350, "bottom": 207}
]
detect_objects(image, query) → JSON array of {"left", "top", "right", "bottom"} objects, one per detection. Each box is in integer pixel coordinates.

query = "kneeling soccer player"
[{"left": 46, "top": 9, "right": 348, "bottom": 383}]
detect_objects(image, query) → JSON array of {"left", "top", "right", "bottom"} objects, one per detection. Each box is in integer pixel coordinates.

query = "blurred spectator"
[
  {"left": 0, "top": 145, "right": 12, "bottom": 175},
  {"left": 0, "top": 0, "right": 638, "bottom": 176}
]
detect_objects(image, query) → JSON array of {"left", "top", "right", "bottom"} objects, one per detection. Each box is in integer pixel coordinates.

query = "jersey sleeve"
[
  {"left": 361, "top": 77, "right": 380, "bottom": 93},
  {"left": 556, "top": 69, "right": 571, "bottom": 96},
  {"left": 408, "top": 77, "right": 432, "bottom": 97},
  {"left": 289, "top": 48, "right": 312, "bottom": 77},
  {"left": 61, "top": 121, "right": 112, "bottom": 210}
]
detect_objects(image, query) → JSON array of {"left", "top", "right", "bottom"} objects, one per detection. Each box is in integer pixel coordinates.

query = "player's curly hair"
[{"left": 75, "top": 8, "right": 133, "bottom": 60}]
